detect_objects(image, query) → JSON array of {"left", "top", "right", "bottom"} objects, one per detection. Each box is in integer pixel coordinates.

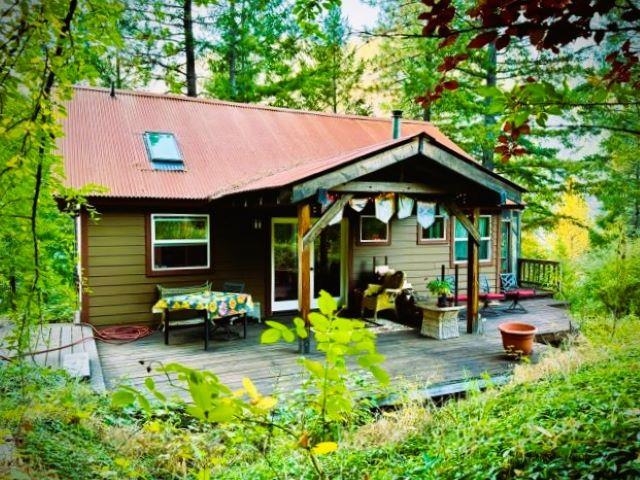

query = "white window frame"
[
  {"left": 418, "top": 215, "right": 446, "bottom": 243},
  {"left": 454, "top": 215, "right": 491, "bottom": 263},
  {"left": 151, "top": 213, "right": 210, "bottom": 271},
  {"left": 358, "top": 215, "right": 390, "bottom": 245}
]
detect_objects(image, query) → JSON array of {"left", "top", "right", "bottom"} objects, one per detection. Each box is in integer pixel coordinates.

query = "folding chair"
[{"left": 500, "top": 273, "right": 536, "bottom": 312}]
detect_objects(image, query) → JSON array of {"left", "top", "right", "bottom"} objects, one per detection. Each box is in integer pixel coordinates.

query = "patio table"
[{"left": 153, "top": 291, "right": 253, "bottom": 350}]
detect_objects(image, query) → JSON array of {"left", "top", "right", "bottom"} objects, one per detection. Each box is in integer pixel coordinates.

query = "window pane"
[
  {"left": 154, "top": 244, "right": 208, "bottom": 269},
  {"left": 155, "top": 216, "right": 207, "bottom": 241},
  {"left": 421, "top": 217, "right": 444, "bottom": 239},
  {"left": 454, "top": 219, "right": 467, "bottom": 238},
  {"left": 455, "top": 240, "right": 467, "bottom": 261},
  {"left": 144, "top": 132, "right": 182, "bottom": 161},
  {"left": 360, "top": 216, "right": 388, "bottom": 242},
  {"left": 479, "top": 240, "right": 489, "bottom": 260},
  {"left": 478, "top": 217, "right": 490, "bottom": 237}
]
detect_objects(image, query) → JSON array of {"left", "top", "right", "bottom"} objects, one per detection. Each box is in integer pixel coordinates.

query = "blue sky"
[{"left": 342, "top": 0, "right": 379, "bottom": 30}]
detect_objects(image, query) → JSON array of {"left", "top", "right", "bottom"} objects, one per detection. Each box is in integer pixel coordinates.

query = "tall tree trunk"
[
  {"left": 228, "top": 0, "right": 238, "bottom": 99},
  {"left": 482, "top": 42, "right": 497, "bottom": 170},
  {"left": 183, "top": 0, "right": 197, "bottom": 97}
]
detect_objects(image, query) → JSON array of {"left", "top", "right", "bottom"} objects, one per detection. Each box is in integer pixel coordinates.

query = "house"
[{"left": 59, "top": 86, "right": 525, "bottom": 332}]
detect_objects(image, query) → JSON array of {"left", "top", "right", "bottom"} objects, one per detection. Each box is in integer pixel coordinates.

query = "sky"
[{"left": 342, "top": 0, "right": 379, "bottom": 30}]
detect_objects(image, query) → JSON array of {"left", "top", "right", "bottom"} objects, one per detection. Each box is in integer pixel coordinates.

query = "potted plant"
[
  {"left": 498, "top": 322, "right": 538, "bottom": 356},
  {"left": 426, "top": 279, "right": 451, "bottom": 308}
]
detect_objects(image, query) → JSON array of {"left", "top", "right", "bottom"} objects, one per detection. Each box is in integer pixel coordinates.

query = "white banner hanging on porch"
[
  {"left": 375, "top": 193, "right": 395, "bottom": 223},
  {"left": 329, "top": 208, "right": 343, "bottom": 225},
  {"left": 349, "top": 197, "right": 368, "bottom": 212},
  {"left": 417, "top": 201, "right": 436, "bottom": 229},
  {"left": 397, "top": 195, "right": 414, "bottom": 219}
]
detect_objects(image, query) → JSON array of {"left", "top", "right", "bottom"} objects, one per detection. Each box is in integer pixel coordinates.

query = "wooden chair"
[
  {"left": 500, "top": 273, "right": 536, "bottom": 312},
  {"left": 156, "top": 281, "right": 212, "bottom": 346},
  {"left": 361, "top": 270, "right": 405, "bottom": 321}
]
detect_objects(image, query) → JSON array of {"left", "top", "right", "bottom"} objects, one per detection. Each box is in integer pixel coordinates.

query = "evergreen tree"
[
  {"left": 203, "top": 0, "right": 301, "bottom": 103},
  {"left": 275, "top": 6, "right": 370, "bottom": 114}
]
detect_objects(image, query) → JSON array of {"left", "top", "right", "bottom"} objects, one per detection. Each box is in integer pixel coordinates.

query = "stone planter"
[
  {"left": 498, "top": 321, "right": 537, "bottom": 356},
  {"left": 417, "top": 304, "right": 464, "bottom": 339}
]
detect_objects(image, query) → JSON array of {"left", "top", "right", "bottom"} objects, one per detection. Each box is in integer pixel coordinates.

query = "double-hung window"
[
  {"left": 418, "top": 215, "right": 446, "bottom": 243},
  {"left": 151, "top": 214, "right": 210, "bottom": 271},
  {"left": 454, "top": 215, "right": 491, "bottom": 262}
]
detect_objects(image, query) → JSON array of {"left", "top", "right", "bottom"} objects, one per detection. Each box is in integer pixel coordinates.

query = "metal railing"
[{"left": 517, "top": 258, "right": 561, "bottom": 291}]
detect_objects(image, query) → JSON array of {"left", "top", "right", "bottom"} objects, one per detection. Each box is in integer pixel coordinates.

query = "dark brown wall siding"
[
  {"left": 86, "top": 210, "right": 267, "bottom": 326},
  {"left": 350, "top": 215, "right": 500, "bottom": 298}
]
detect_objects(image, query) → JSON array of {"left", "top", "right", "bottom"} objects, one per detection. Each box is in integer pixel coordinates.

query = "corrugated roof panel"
[{"left": 59, "top": 87, "right": 477, "bottom": 200}]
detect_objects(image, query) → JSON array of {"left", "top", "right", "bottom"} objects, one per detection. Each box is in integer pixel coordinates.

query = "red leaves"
[
  {"left": 437, "top": 53, "right": 469, "bottom": 72},
  {"left": 442, "top": 80, "right": 459, "bottom": 90},
  {"left": 495, "top": 120, "right": 530, "bottom": 161},
  {"left": 604, "top": 40, "right": 639, "bottom": 86},
  {"left": 416, "top": 78, "right": 460, "bottom": 107},
  {"left": 467, "top": 31, "right": 497, "bottom": 49}
]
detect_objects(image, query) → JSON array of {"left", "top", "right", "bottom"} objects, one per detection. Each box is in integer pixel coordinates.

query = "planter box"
[{"left": 417, "top": 304, "right": 464, "bottom": 339}]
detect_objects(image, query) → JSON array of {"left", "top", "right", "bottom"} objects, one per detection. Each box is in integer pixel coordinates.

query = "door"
[
  {"left": 271, "top": 218, "right": 343, "bottom": 312},
  {"left": 501, "top": 220, "right": 512, "bottom": 273}
]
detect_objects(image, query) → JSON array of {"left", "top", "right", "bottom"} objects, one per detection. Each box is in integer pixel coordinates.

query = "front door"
[{"left": 271, "top": 218, "right": 343, "bottom": 312}]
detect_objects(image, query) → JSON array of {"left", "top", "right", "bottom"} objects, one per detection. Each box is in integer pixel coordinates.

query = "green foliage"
[
  {"left": 262, "top": 290, "right": 389, "bottom": 423},
  {"left": 565, "top": 236, "right": 640, "bottom": 321},
  {"left": 0, "top": 0, "right": 120, "bottom": 354}
]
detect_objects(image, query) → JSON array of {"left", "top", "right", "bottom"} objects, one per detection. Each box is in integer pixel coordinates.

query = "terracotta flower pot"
[{"left": 498, "top": 322, "right": 538, "bottom": 356}]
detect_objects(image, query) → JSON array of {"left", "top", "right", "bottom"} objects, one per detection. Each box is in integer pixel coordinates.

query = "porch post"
[
  {"left": 297, "top": 203, "right": 312, "bottom": 353},
  {"left": 466, "top": 209, "right": 480, "bottom": 333}
]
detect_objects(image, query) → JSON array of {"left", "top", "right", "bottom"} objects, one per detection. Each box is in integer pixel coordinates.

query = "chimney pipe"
[
  {"left": 392, "top": 109, "right": 403, "bottom": 139},
  {"left": 110, "top": 81, "right": 116, "bottom": 98}
]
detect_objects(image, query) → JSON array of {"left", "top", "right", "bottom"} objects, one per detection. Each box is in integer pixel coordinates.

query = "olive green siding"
[
  {"left": 85, "top": 210, "right": 267, "bottom": 327},
  {"left": 350, "top": 214, "right": 501, "bottom": 298}
]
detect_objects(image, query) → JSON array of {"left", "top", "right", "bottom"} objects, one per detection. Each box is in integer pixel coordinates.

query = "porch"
[{"left": 97, "top": 297, "right": 573, "bottom": 399}]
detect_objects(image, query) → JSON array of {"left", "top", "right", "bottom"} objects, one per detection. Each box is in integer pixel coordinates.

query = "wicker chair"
[{"left": 361, "top": 270, "right": 405, "bottom": 321}]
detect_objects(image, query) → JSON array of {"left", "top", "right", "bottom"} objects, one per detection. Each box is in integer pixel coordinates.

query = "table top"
[
  {"left": 416, "top": 303, "right": 465, "bottom": 312},
  {"left": 152, "top": 290, "right": 253, "bottom": 319}
]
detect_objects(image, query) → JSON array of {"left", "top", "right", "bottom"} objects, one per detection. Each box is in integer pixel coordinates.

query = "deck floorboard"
[{"left": 97, "top": 297, "right": 573, "bottom": 398}]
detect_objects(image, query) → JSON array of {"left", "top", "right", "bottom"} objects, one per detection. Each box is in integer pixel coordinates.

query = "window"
[
  {"left": 144, "top": 132, "right": 184, "bottom": 170},
  {"left": 418, "top": 215, "right": 446, "bottom": 243},
  {"left": 454, "top": 215, "right": 491, "bottom": 262},
  {"left": 151, "top": 214, "right": 210, "bottom": 271},
  {"left": 358, "top": 215, "right": 390, "bottom": 245}
]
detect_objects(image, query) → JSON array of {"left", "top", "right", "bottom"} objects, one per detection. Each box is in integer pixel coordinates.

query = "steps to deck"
[{"left": 0, "top": 323, "right": 105, "bottom": 392}]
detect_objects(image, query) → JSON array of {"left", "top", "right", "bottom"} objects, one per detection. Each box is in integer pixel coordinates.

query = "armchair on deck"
[
  {"left": 500, "top": 273, "right": 536, "bottom": 312},
  {"left": 361, "top": 270, "right": 406, "bottom": 321}
]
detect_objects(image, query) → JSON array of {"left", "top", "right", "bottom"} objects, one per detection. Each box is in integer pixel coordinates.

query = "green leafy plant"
[{"left": 426, "top": 279, "right": 451, "bottom": 296}]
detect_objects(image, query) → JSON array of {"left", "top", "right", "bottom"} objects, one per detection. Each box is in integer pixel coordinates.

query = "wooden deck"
[
  {"left": 0, "top": 322, "right": 105, "bottom": 392},
  {"left": 97, "top": 297, "right": 573, "bottom": 399}
]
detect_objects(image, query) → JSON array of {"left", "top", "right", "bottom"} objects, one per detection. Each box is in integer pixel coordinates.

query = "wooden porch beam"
[
  {"left": 291, "top": 140, "right": 421, "bottom": 202},
  {"left": 330, "top": 182, "right": 447, "bottom": 195},
  {"left": 297, "top": 203, "right": 312, "bottom": 353},
  {"left": 442, "top": 201, "right": 480, "bottom": 245},
  {"left": 466, "top": 208, "right": 480, "bottom": 333},
  {"left": 420, "top": 139, "right": 522, "bottom": 203},
  {"left": 302, "top": 194, "right": 353, "bottom": 249}
]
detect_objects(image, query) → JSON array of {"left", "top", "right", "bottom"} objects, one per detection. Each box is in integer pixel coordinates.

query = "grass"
[{"left": 1, "top": 317, "right": 639, "bottom": 479}]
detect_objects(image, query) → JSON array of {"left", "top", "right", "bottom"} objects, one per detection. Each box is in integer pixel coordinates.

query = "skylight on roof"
[{"left": 144, "top": 132, "right": 184, "bottom": 171}]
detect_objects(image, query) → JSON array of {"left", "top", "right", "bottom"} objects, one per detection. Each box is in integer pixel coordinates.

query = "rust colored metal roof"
[{"left": 59, "top": 87, "right": 477, "bottom": 200}]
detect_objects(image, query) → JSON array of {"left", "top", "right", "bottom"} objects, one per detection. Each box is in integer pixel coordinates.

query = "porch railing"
[{"left": 517, "top": 258, "right": 561, "bottom": 292}]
